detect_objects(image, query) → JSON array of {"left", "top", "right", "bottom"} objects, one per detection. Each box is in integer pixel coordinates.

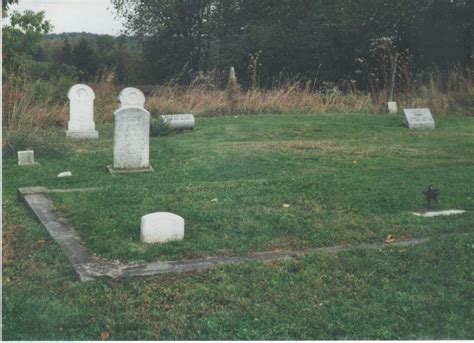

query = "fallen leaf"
[
  {"left": 282, "top": 203, "right": 290, "bottom": 208},
  {"left": 384, "top": 235, "right": 397, "bottom": 244},
  {"left": 100, "top": 331, "right": 109, "bottom": 340},
  {"left": 160, "top": 303, "right": 172, "bottom": 310},
  {"left": 37, "top": 240, "right": 46, "bottom": 244},
  {"left": 352, "top": 160, "right": 358, "bottom": 164},
  {"left": 210, "top": 198, "right": 218, "bottom": 203}
]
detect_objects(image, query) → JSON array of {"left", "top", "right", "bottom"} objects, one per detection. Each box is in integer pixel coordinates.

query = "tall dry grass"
[
  {"left": 146, "top": 68, "right": 474, "bottom": 117},
  {"left": 2, "top": 75, "right": 68, "bottom": 154},
  {"left": 3, "top": 67, "right": 473, "bottom": 153}
]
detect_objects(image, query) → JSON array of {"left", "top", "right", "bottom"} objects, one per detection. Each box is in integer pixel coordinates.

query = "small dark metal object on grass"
[{"left": 422, "top": 186, "right": 440, "bottom": 209}]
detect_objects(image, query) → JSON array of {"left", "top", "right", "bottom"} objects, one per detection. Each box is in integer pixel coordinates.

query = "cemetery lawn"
[
  {"left": 3, "top": 113, "right": 474, "bottom": 339},
  {"left": 4, "top": 113, "right": 474, "bottom": 263}
]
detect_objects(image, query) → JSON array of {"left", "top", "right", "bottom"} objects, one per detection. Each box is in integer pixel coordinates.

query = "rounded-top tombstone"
[
  {"left": 66, "top": 84, "right": 98, "bottom": 139},
  {"left": 108, "top": 87, "right": 153, "bottom": 173},
  {"left": 118, "top": 87, "right": 146, "bottom": 108}
]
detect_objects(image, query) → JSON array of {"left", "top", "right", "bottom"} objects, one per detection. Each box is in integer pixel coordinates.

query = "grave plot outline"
[{"left": 18, "top": 186, "right": 435, "bottom": 282}]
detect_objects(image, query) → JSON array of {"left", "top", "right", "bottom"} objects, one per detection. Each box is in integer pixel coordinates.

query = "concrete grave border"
[{"left": 19, "top": 186, "right": 433, "bottom": 282}]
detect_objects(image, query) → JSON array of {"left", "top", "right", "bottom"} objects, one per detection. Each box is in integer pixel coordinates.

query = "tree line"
[
  {"left": 112, "top": 0, "right": 473, "bottom": 89},
  {"left": 3, "top": 0, "right": 473, "bottom": 91}
]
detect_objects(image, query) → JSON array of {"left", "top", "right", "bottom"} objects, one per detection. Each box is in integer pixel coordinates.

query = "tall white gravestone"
[
  {"left": 402, "top": 108, "right": 435, "bottom": 129},
  {"left": 66, "top": 84, "right": 98, "bottom": 139},
  {"left": 108, "top": 88, "right": 153, "bottom": 173}
]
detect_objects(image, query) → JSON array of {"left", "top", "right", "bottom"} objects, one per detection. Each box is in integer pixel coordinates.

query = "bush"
[
  {"left": 2, "top": 129, "right": 71, "bottom": 157},
  {"left": 150, "top": 115, "right": 171, "bottom": 137}
]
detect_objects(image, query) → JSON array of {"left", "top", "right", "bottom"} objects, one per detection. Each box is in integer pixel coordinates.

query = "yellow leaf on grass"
[{"left": 384, "top": 235, "right": 397, "bottom": 244}]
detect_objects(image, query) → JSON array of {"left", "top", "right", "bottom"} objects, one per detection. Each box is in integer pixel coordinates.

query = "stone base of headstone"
[
  {"left": 107, "top": 165, "right": 154, "bottom": 174},
  {"left": 66, "top": 130, "right": 99, "bottom": 139}
]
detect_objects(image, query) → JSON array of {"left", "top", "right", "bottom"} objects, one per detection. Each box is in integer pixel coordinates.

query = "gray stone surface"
[
  {"left": 141, "top": 212, "right": 185, "bottom": 243},
  {"left": 17, "top": 150, "right": 38, "bottom": 166},
  {"left": 17, "top": 187, "right": 93, "bottom": 281},
  {"left": 66, "top": 84, "right": 98, "bottom": 139},
  {"left": 111, "top": 106, "right": 152, "bottom": 172},
  {"left": 118, "top": 87, "right": 146, "bottom": 108},
  {"left": 161, "top": 114, "right": 195, "bottom": 131},
  {"left": 402, "top": 108, "right": 435, "bottom": 128}
]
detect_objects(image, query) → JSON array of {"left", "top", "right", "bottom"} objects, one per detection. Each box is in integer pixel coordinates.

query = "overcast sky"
[{"left": 9, "top": 0, "right": 125, "bottom": 35}]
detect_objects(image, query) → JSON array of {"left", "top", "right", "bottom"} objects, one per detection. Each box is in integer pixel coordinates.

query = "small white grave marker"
[
  {"left": 140, "top": 212, "right": 185, "bottom": 243},
  {"left": 388, "top": 101, "right": 398, "bottom": 114},
  {"left": 17, "top": 150, "right": 38, "bottom": 166},
  {"left": 402, "top": 108, "right": 435, "bottom": 129},
  {"left": 57, "top": 171, "right": 72, "bottom": 178},
  {"left": 118, "top": 87, "right": 146, "bottom": 108},
  {"left": 412, "top": 210, "right": 465, "bottom": 217},
  {"left": 66, "top": 84, "right": 98, "bottom": 139},
  {"left": 161, "top": 114, "right": 195, "bottom": 131}
]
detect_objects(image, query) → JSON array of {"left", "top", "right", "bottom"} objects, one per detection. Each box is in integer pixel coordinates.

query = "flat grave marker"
[
  {"left": 161, "top": 114, "right": 195, "bottom": 130},
  {"left": 17, "top": 150, "right": 39, "bottom": 166},
  {"left": 402, "top": 108, "right": 435, "bottom": 129}
]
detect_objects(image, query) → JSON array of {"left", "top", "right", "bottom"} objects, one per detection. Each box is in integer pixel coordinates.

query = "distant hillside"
[
  {"left": 46, "top": 32, "right": 137, "bottom": 43},
  {"left": 46, "top": 32, "right": 103, "bottom": 40}
]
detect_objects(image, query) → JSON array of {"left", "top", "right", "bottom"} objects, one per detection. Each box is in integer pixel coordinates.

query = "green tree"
[
  {"left": 61, "top": 38, "right": 73, "bottom": 65},
  {"left": 3, "top": 9, "right": 52, "bottom": 78},
  {"left": 113, "top": 0, "right": 213, "bottom": 83},
  {"left": 72, "top": 38, "right": 100, "bottom": 81}
]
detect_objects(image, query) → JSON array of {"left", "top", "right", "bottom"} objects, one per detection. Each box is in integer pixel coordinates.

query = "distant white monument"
[
  {"left": 66, "top": 84, "right": 98, "bottom": 139},
  {"left": 387, "top": 101, "right": 398, "bottom": 114}
]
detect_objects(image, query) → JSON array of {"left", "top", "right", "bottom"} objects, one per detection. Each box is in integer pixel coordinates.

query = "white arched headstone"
[
  {"left": 140, "top": 212, "right": 185, "bottom": 243},
  {"left": 107, "top": 106, "right": 153, "bottom": 173},
  {"left": 66, "top": 84, "right": 98, "bottom": 139},
  {"left": 118, "top": 87, "right": 146, "bottom": 108}
]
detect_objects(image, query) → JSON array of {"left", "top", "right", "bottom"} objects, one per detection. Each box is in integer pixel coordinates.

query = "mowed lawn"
[{"left": 3, "top": 113, "right": 474, "bottom": 339}]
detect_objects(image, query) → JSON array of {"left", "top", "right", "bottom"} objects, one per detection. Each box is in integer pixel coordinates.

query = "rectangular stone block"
[
  {"left": 388, "top": 101, "right": 398, "bottom": 114},
  {"left": 161, "top": 114, "right": 195, "bottom": 130},
  {"left": 402, "top": 108, "right": 435, "bottom": 129},
  {"left": 17, "top": 150, "right": 38, "bottom": 166}
]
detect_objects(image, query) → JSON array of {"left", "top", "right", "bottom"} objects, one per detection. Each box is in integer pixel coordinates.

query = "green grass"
[
  {"left": 3, "top": 112, "right": 474, "bottom": 339},
  {"left": 5, "top": 113, "right": 473, "bottom": 261}
]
